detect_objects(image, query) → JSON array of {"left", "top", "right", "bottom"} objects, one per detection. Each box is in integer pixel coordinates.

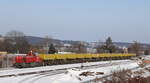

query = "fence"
[{"left": 0, "top": 54, "right": 15, "bottom": 68}]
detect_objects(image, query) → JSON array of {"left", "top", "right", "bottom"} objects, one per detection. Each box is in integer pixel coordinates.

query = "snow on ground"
[
  {"left": 45, "top": 62, "right": 138, "bottom": 83},
  {"left": 1, "top": 55, "right": 150, "bottom": 83},
  {"left": 0, "top": 60, "right": 138, "bottom": 83},
  {"left": 0, "top": 60, "right": 130, "bottom": 76},
  {"left": 131, "top": 65, "right": 150, "bottom": 78}
]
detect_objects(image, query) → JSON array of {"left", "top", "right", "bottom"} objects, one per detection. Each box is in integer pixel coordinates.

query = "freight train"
[{"left": 13, "top": 51, "right": 136, "bottom": 68}]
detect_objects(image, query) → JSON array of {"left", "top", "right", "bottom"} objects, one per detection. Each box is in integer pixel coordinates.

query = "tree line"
[
  {"left": 96, "top": 37, "right": 146, "bottom": 55},
  {"left": 0, "top": 30, "right": 148, "bottom": 55},
  {"left": 0, "top": 30, "right": 30, "bottom": 53}
]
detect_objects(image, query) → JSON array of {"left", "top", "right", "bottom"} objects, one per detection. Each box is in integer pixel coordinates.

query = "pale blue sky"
[{"left": 0, "top": 0, "right": 150, "bottom": 43}]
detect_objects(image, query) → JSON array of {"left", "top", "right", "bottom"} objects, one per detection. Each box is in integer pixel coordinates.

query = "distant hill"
[
  {"left": 113, "top": 42, "right": 150, "bottom": 48},
  {"left": 25, "top": 36, "right": 80, "bottom": 46},
  {"left": 25, "top": 36, "right": 150, "bottom": 48},
  {"left": 25, "top": 36, "right": 44, "bottom": 45}
]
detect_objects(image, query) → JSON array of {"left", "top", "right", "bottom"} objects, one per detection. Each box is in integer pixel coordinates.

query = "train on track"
[{"left": 13, "top": 51, "right": 136, "bottom": 68}]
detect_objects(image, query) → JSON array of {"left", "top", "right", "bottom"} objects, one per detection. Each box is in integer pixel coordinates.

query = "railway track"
[
  {"left": 18, "top": 70, "right": 65, "bottom": 83},
  {"left": 0, "top": 60, "right": 133, "bottom": 78},
  {"left": 15, "top": 60, "right": 134, "bottom": 83}
]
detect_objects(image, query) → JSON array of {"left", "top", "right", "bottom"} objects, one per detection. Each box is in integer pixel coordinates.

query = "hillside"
[{"left": 25, "top": 36, "right": 150, "bottom": 48}]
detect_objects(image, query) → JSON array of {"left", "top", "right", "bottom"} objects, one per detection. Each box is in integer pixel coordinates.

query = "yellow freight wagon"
[
  {"left": 39, "top": 53, "right": 136, "bottom": 60},
  {"left": 38, "top": 53, "right": 136, "bottom": 65}
]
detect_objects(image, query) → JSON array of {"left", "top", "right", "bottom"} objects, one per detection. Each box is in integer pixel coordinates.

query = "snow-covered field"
[
  {"left": 0, "top": 59, "right": 140, "bottom": 83},
  {"left": 0, "top": 60, "right": 138, "bottom": 83},
  {"left": 40, "top": 62, "right": 138, "bottom": 83},
  {"left": 0, "top": 60, "right": 130, "bottom": 76}
]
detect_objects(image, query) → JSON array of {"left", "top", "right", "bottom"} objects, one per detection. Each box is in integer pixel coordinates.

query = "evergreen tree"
[
  {"left": 105, "top": 37, "right": 116, "bottom": 53},
  {"left": 106, "top": 37, "right": 113, "bottom": 46},
  {"left": 97, "top": 37, "right": 116, "bottom": 53},
  {"left": 48, "top": 44, "right": 57, "bottom": 54}
]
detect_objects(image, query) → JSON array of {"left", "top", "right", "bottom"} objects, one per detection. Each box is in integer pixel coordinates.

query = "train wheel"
[
  {"left": 14, "top": 63, "right": 24, "bottom": 68},
  {"left": 30, "top": 62, "right": 39, "bottom": 67}
]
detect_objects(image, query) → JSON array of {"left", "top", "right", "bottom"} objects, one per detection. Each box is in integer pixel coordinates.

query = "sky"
[{"left": 0, "top": 0, "right": 150, "bottom": 43}]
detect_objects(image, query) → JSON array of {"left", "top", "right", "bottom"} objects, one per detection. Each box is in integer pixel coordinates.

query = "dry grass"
[{"left": 93, "top": 68, "right": 150, "bottom": 83}]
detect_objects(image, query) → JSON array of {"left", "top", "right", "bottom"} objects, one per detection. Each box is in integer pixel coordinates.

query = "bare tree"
[
  {"left": 96, "top": 45, "right": 105, "bottom": 53},
  {"left": 42, "top": 36, "right": 54, "bottom": 46},
  {"left": 74, "top": 41, "right": 87, "bottom": 53},
  {"left": 3, "top": 30, "right": 30, "bottom": 53},
  {"left": 5, "top": 30, "right": 25, "bottom": 38},
  {"left": 128, "top": 41, "right": 141, "bottom": 56},
  {"left": 42, "top": 35, "right": 54, "bottom": 54}
]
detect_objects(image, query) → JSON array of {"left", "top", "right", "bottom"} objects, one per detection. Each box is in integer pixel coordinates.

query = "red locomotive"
[{"left": 14, "top": 51, "right": 42, "bottom": 68}]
